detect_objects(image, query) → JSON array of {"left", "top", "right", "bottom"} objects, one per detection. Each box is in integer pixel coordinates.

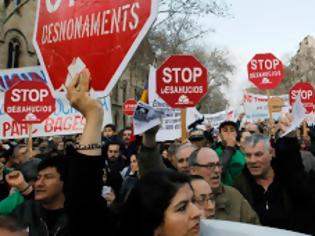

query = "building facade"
[{"left": 0, "top": 0, "right": 155, "bottom": 130}]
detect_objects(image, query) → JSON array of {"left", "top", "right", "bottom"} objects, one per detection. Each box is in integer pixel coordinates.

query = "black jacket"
[
  {"left": 234, "top": 137, "right": 315, "bottom": 234},
  {"left": 11, "top": 200, "right": 68, "bottom": 236}
]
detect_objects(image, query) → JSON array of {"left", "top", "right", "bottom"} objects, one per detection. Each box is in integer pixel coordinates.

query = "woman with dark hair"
[
  {"left": 119, "top": 170, "right": 201, "bottom": 236},
  {"left": 65, "top": 69, "right": 202, "bottom": 236}
]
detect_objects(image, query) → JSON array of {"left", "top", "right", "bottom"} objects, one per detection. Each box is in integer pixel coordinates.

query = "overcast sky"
[{"left": 202, "top": 0, "right": 315, "bottom": 109}]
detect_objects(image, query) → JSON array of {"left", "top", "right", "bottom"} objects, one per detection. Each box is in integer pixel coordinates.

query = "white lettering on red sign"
[
  {"left": 162, "top": 67, "right": 203, "bottom": 84},
  {"left": 11, "top": 89, "right": 49, "bottom": 102},
  {"left": 250, "top": 59, "right": 280, "bottom": 70},
  {"left": 291, "top": 89, "right": 314, "bottom": 100},
  {"left": 41, "top": 3, "right": 140, "bottom": 44},
  {"left": 46, "top": 0, "right": 75, "bottom": 13}
]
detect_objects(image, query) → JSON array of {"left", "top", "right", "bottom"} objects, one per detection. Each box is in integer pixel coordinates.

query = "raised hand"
[
  {"left": 66, "top": 69, "right": 102, "bottom": 119},
  {"left": 5, "top": 170, "right": 28, "bottom": 192}
]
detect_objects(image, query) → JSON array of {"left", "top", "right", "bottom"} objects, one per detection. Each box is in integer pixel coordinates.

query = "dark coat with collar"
[{"left": 233, "top": 137, "right": 315, "bottom": 234}]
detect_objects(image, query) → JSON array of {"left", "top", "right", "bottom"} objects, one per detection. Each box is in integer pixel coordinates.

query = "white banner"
[
  {"left": 203, "top": 111, "right": 230, "bottom": 128},
  {"left": 201, "top": 220, "right": 309, "bottom": 236},
  {"left": 243, "top": 92, "right": 290, "bottom": 122},
  {"left": 0, "top": 67, "right": 112, "bottom": 139}
]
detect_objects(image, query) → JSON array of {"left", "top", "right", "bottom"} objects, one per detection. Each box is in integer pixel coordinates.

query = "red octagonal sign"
[
  {"left": 247, "top": 53, "right": 284, "bottom": 90},
  {"left": 122, "top": 99, "right": 137, "bottom": 116},
  {"left": 289, "top": 82, "right": 315, "bottom": 114},
  {"left": 156, "top": 55, "right": 208, "bottom": 108},
  {"left": 4, "top": 81, "right": 56, "bottom": 124},
  {"left": 33, "top": 0, "right": 158, "bottom": 95}
]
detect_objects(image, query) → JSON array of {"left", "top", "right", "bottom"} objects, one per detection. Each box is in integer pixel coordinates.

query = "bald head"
[{"left": 189, "top": 147, "right": 222, "bottom": 191}]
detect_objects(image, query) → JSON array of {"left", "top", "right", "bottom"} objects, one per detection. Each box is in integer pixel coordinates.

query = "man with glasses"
[
  {"left": 189, "top": 147, "right": 260, "bottom": 224},
  {"left": 191, "top": 175, "right": 215, "bottom": 219}
]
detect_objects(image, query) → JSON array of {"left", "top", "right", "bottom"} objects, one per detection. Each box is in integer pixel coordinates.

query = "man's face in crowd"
[
  {"left": 130, "top": 154, "right": 139, "bottom": 173},
  {"left": 175, "top": 146, "right": 194, "bottom": 174},
  {"left": 190, "top": 148, "right": 222, "bottom": 191},
  {"left": 52, "top": 136, "right": 63, "bottom": 146},
  {"left": 104, "top": 127, "right": 114, "bottom": 138},
  {"left": 219, "top": 125, "right": 237, "bottom": 144},
  {"left": 14, "top": 147, "right": 28, "bottom": 165},
  {"left": 34, "top": 167, "right": 64, "bottom": 206},
  {"left": 107, "top": 144, "right": 120, "bottom": 161},
  {"left": 245, "top": 123, "right": 259, "bottom": 134},
  {"left": 122, "top": 129, "right": 132, "bottom": 143},
  {"left": 191, "top": 179, "right": 215, "bottom": 219},
  {"left": 243, "top": 141, "right": 272, "bottom": 179}
]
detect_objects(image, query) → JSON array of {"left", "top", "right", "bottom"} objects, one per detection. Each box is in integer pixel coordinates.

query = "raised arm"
[
  {"left": 65, "top": 69, "right": 116, "bottom": 236},
  {"left": 66, "top": 68, "right": 103, "bottom": 156},
  {"left": 137, "top": 126, "right": 166, "bottom": 177}
]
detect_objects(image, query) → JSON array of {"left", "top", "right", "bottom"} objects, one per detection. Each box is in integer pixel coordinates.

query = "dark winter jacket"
[
  {"left": 233, "top": 137, "right": 315, "bottom": 234},
  {"left": 11, "top": 200, "right": 69, "bottom": 236}
]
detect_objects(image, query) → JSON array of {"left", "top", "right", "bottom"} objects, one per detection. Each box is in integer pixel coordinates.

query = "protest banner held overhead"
[
  {"left": 0, "top": 67, "right": 112, "bottom": 139},
  {"left": 247, "top": 53, "right": 284, "bottom": 90},
  {"left": 33, "top": 0, "right": 159, "bottom": 95},
  {"left": 156, "top": 55, "right": 208, "bottom": 108},
  {"left": 122, "top": 99, "right": 137, "bottom": 116},
  {"left": 4, "top": 81, "right": 56, "bottom": 124},
  {"left": 243, "top": 92, "right": 290, "bottom": 122},
  {"left": 289, "top": 82, "right": 315, "bottom": 114}
]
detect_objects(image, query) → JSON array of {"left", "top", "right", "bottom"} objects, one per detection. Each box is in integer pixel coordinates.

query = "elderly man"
[
  {"left": 233, "top": 114, "right": 315, "bottom": 234},
  {"left": 173, "top": 143, "right": 197, "bottom": 174},
  {"left": 189, "top": 147, "right": 260, "bottom": 224}
]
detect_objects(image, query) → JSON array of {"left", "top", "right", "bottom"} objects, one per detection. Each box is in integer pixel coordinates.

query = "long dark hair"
[{"left": 118, "top": 170, "right": 192, "bottom": 236}]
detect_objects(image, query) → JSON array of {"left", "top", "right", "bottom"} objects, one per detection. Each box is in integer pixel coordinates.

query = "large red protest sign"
[
  {"left": 4, "top": 81, "right": 56, "bottom": 124},
  {"left": 289, "top": 82, "right": 315, "bottom": 113},
  {"left": 247, "top": 53, "right": 284, "bottom": 90},
  {"left": 156, "top": 55, "right": 208, "bottom": 108},
  {"left": 33, "top": 0, "right": 158, "bottom": 94},
  {"left": 122, "top": 99, "right": 137, "bottom": 116}
]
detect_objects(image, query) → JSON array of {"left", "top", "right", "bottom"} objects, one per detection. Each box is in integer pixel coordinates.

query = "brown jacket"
[{"left": 214, "top": 184, "right": 260, "bottom": 225}]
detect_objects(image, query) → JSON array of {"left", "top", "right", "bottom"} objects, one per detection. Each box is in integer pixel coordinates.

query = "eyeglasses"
[
  {"left": 193, "top": 195, "right": 215, "bottom": 206},
  {"left": 193, "top": 162, "right": 222, "bottom": 170}
]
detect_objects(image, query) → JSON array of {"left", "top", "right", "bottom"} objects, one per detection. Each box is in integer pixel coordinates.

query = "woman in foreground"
[{"left": 66, "top": 69, "right": 202, "bottom": 236}]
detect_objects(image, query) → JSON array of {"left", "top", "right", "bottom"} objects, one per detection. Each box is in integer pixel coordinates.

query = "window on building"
[{"left": 7, "top": 38, "right": 20, "bottom": 68}]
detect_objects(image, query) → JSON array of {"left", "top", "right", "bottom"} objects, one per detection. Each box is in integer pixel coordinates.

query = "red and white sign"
[
  {"left": 122, "top": 99, "right": 137, "bottom": 116},
  {"left": 4, "top": 81, "right": 56, "bottom": 124},
  {"left": 33, "top": 0, "right": 158, "bottom": 95},
  {"left": 289, "top": 82, "right": 315, "bottom": 113},
  {"left": 156, "top": 55, "right": 208, "bottom": 108},
  {"left": 247, "top": 53, "right": 284, "bottom": 90}
]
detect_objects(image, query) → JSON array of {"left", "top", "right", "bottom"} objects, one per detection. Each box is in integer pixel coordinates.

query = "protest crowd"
[{"left": 0, "top": 69, "right": 314, "bottom": 236}]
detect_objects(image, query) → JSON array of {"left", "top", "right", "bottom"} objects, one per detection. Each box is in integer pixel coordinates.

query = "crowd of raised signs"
[{"left": 0, "top": 73, "right": 315, "bottom": 236}]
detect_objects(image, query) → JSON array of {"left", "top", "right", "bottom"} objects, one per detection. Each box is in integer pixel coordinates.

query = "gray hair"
[
  {"left": 243, "top": 134, "right": 271, "bottom": 150},
  {"left": 167, "top": 142, "right": 182, "bottom": 156},
  {"left": 12, "top": 144, "right": 27, "bottom": 159},
  {"left": 175, "top": 143, "right": 197, "bottom": 160}
]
